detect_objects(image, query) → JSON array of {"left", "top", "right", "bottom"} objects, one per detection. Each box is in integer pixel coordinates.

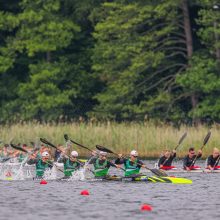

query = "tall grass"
[{"left": 0, "top": 122, "right": 219, "bottom": 158}]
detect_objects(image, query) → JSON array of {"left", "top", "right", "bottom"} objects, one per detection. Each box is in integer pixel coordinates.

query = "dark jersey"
[
  {"left": 183, "top": 153, "right": 202, "bottom": 168},
  {"left": 158, "top": 153, "right": 176, "bottom": 167},
  {"left": 207, "top": 155, "right": 220, "bottom": 167}
]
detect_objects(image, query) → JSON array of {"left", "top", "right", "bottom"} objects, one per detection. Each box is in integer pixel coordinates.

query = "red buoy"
[
  {"left": 80, "top": 190, "right": 89, "bottom": 196},
  {"left": 141, "top": 204, "right": 153, "bottom": 211},
  {"left": 40, "top": 179, "right": 48, "bottom": 185}
]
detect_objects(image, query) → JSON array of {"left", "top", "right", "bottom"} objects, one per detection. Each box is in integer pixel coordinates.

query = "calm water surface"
[{"left": 0, "top": 161, "right": 220, "bottom": 220}]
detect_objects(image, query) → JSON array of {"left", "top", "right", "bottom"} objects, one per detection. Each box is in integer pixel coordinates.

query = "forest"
[{"left": 0, "top": 0, "right": 220, "bottom": 125}]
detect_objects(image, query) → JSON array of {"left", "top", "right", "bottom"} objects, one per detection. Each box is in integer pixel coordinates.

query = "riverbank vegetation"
[{"left": 0, "top": 122, "right": 218, "bottom": 158}]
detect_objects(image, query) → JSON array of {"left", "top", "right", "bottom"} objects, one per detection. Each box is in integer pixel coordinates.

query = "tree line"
[{"left": 0, "top": 0, "right": 220, "bottom": 125}]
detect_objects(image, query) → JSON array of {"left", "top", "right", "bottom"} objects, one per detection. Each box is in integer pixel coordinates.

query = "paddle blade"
[
  {"left": 150, "top": 168, "right": 168, "bottom": 177},
  {"left": 203, "top": 131, "right": 211, "bottom": 147},
  {"left": 1, "top": 157, "right": 11, "bottom": 163},
  {"left": 40, "top": 138, "right": 57, "bottom": 149},
  {"left": 10, "top": 144, "right": 28, "bottom": 153},
  {"left": 178, "top": 132, "right": 187, "bottom": 145},
  {"left": 64, "top": 134, "right": 69, "bottom": 142},
  {"left": 96, "top": 145, "right": 115, "bottom": 154}
]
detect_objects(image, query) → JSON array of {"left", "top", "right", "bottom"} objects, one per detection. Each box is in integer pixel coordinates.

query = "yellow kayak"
[{"left": 137, "top": 176, "right": 192, "bottom": 184}]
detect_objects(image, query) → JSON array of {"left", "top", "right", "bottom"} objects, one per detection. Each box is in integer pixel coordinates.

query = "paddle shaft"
[
  {"left": 190, "top": 131, "right": 211, "bottom": 167},
  {"left": 214, "top": 155, "right": 220, "bottom": 167}
]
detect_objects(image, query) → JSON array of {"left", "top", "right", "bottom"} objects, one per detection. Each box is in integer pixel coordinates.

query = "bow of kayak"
[{"left": 145, "top": 176, "right": 192, "bottom": 184}]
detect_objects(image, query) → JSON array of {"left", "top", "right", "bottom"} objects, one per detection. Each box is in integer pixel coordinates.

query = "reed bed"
[{"left": 0, "top": 122, "right": 219, "bottom": 158}]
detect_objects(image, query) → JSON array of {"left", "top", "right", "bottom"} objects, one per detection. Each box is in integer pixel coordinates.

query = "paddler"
[
  {"left": 183, "top": 147, "right": 202, "bottom": 171},
  {"left": 158, "top": 150, "right": 176, "bottom": 170},
  {"left": 88, "top": 151, "right": 119, "bottom": 178},
  {"left": 206, "top": 148, "right": 220, "bottom": 170},
  {"left": 115, "top": 150, "right": 145, "bottom": 176},
  {"left": 58, "top": 150, "right": 82, "bottom": 178},
  {"left": 27, "top": 151, "right": 53, "bottom": 178}
]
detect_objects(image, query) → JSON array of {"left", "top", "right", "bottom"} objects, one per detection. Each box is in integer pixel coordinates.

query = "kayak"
[
  {"left": 143, "top": 176, "right": 192, "bottom": 184},
  {"left": 97, "top": 175, "right": 192, "bottom": 184}
]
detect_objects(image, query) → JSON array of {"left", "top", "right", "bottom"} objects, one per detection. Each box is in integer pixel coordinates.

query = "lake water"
[{"left": 0, "top": 160, "right": 220, "bottom": 220}]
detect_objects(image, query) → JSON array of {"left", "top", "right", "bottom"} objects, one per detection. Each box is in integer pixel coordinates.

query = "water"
[{"left": 0, "top": 161, "right": 220, "bottom": 220}]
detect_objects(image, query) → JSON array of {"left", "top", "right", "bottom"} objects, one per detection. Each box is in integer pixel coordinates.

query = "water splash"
[
  {"left": 67, "top": 169, "right": 86, "bottom": 181},
  {"left": 43, "top": 166, "right": 57, "bottom": 180}
]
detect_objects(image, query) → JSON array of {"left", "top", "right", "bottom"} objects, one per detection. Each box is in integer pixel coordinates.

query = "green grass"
[{"left": 0, "top": 122, "right": 218, "bottom": 158}]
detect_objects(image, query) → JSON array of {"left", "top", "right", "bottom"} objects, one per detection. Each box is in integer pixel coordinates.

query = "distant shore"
[{"left": 0, "top": 122, "right": 217, "bottom": 158}]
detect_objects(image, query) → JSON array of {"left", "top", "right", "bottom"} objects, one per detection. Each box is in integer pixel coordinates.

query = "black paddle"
[
  {"left": 96, "top": 145, "right": 168, "bottom": 177},
  {"left": 175, "top": 132, "right": 187, "bottom": 151},
  {"left": 64, "top": 134, "right": 93, "bottom": 153},
  {"left": 190, "top": 131, "right": 212, "bottom": 167},
  {"left": 10, "top": 143, "right": 29, "bottom": 153},
  {"left": 162, "top": 132, "right": 187, "bottom": 166},
  {"left": 0, "top": 157, "right": 12, "bottom": 163}
]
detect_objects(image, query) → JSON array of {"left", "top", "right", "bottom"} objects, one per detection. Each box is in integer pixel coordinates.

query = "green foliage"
[
  {"left": 1, "top": 0, "right": 220, "bottom": 124},
  {"left": 177, "top": 53, "right": 220, "bottom": 120},
  {"left": 91, "top": 1, "right": 186, "bottom": 121}
]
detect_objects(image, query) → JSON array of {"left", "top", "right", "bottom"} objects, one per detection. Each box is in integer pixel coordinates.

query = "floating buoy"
[
  {"left": 141, "top": 204, "right": 153, "bottom": 211},
  {"left": 80, "top": 190, "right": 89, "bottom": 196},
  {"left": 40, "top": 179, "right": 47, "bottom": 185}
]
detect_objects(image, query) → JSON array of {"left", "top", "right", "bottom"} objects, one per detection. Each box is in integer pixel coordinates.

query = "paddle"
[
  {"left": 96, "top": 145, "right": 168, "bottom": 177},
  {"left": 162, "top": 132, "right": 187, "bottom": 166},
  {"left": 190, "top": 131, "right": 211, "bottom": 167},
  {"left": 0, "top": 157, "right": 12, "bottom": 163},
  {"left": 175, "top": 132, "right": 187, "bottom": 151},
  {"left": 64, "top": 134, "right": 93, "bottom": 153},
  {"left": 213, "top": 155, "right": 220, "bottom": 169},
  {"left": 10, "top": 143, "right": 29, "bottom": 153}
]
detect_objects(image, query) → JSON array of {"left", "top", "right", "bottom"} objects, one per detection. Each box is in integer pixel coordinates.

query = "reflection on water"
[{"left": 0, "top": 161, "right": 220, "bottom": 220}]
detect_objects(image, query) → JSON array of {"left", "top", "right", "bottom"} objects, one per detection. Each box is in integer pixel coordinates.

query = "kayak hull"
[{"left": 97, "top": 175, "right": 192, "bottom": 184}]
